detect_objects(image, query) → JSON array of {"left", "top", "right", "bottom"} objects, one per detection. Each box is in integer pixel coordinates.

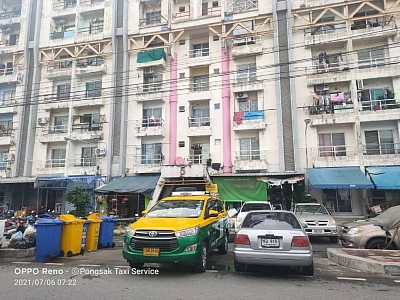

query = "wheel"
[
  {"left": 366, "top": 239, "right": 396, "bottom": 250},
  {"left": 218, "top": 234, "right": 228, "bottom": 254},
  {"left": 234, "top": 260, "right": 246, "bottom": 272},
  {"left": 111, "top": 242, "right": 115, "bottom": 248},
  {"left": 193, "top": 242, "right": 207, "bottom": 273},
  {"left": 329, "top": 236, "right": 338, "bottom": 244},
  {"left": 67, "top": 251, "right": 73, "bottom": 257},
  {"left": 303, "top": 263, "right": 314, "bottom": 276},
  {"left": 129, "top": 261, "right": 144, "bottom": 268},
  {"left": 98, "top": 244, "right": 103, "bottom": 249}
]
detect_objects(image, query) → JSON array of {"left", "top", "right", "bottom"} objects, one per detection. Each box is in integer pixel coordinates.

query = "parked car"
[
  {"left": 293, "top": 203, "right": 338, "bottom": 243},
  {"left": 340, "top": 205, "right": 400, "bottom": 249},
  {"left": 233, "top": 210, "right": 314, "bottom": 275},
  {"left": 234, "top": 201, "right": 273, "bottom": 233}
]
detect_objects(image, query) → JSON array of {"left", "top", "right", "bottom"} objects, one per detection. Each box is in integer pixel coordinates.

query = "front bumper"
[{"left": 305, "top": 226, "right": 338, "bottom": 237}]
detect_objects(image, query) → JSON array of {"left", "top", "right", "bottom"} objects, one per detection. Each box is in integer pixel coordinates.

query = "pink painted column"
[
  {"left": 169, "top": 53, "right": 178, "bottom": 165},
  {"left": 221, "top": 48, "right": 233, "bottom": 173}
]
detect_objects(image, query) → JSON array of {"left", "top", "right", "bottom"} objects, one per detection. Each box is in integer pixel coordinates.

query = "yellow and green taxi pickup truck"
[{"left": 123, "top": 191, "right": 228, "bottom": 273}]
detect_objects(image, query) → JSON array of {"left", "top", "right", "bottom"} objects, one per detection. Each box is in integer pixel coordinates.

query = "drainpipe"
[
  {"left": 168, "top": 53, "right": 178, "bottom": 165},
  {"left": 221, "top": 48, "right": 232, "bottom": 173}
]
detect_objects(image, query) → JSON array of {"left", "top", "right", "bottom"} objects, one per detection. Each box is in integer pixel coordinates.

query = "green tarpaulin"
[
  {"left": 137, "top": 49, "right": 166, "bottom": 63},
  {"left": 212, "top": 177, "right": 267, "bottom": 202}
]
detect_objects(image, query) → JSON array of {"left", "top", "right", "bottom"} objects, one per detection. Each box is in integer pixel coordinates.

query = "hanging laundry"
[
  {"left": 329, "top": 92, "right": 345, "bottom": 102},
  {"left": 234, "top": 111, "right": 245, "bottom": 124}
]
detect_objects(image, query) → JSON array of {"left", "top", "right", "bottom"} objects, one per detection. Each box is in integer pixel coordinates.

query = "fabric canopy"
[
  {"left": 257, "top": 175, "right": 304, "bottom": 186},
  {"left": 307, "top": 167, "right": 373, "bottom": 189},
  {"left": 95, "top": 176, "right": 160, "bottom": 198},
  {"left": 36, "top": 176, "right": 97, "bottom": 190},
  {"left": 137, "top": 49, "right": 166, "bottom": 63},
  {"left": 366, "top": 167, "right": 400, "bottom": 190},
  {"left": 212, "top": 177, "right": 267, "bottom": 201}
]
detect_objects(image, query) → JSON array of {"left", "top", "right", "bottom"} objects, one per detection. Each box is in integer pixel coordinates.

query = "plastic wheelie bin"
[
  {"left": 34, "top": 218, "right": 64, "bottom": 262},
  {"left": 85, "top": 213, "right": 102, "bottom": 251},
  {"left": 59, "top": 214, "right": 86, "bottom": 257},
  {"left": 81, "top": 220, "right": 90, "bottom": 252},
  {"left": 98, "top": 215, "right": 117, "bottom": 248}
]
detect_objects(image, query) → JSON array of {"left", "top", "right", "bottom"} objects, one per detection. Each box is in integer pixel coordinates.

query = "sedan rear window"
[{"left": 241, "top": 212, "right": 301, "bottom": 230}]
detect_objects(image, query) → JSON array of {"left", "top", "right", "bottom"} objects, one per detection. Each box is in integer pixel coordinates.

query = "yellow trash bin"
[
  {"left": 59, "top": 214, "right": 86, "bottom": 257},
  {"left": 86, "top": 213, "right": 103, "bottom": 251}
]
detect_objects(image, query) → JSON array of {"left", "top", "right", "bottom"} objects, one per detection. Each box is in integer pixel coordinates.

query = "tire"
[
  {"left": 303, "top": 263, "right": 314, "bottom": 276},
  {"left": 129, "top": 261, "right": 144, "bottom": 268},
  {"left": 234, "top": 260, "right": 246, "bottom": 272},
  {"left": 366, "top": 238, "right": 396, "bottom": 250},
  {"left": 193, "top": 242, "right": 207, "bottom": 273},
  {"left": 59, "top": 250, "right": 64, "bottom": 257},
  {"left": 218, "top": 235, "right": 228, "bottom": 254},
  {"left": 67, "top": 251, "right": 73, "bottom": 257},
  {"left": 329, "top": 236, "right": 338, "bottom": 244}
]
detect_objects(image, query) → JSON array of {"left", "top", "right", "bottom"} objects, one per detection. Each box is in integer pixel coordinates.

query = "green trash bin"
[{"left": 59, "top": 214, "right": 86, "bottom": 257}]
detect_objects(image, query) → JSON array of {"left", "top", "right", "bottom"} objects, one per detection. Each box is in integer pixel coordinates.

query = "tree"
[{"left": 64, "top": 187, "right": 91, "bottom": 217}]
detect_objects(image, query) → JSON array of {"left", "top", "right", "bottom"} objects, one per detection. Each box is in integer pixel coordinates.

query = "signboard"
[{"left": 206, "top": 184, "right": 218, "bottom": 193}]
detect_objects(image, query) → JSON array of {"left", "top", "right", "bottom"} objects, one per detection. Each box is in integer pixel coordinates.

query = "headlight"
[
  {"left": 329, "top": 219, "right": 336, "bottom": 226},
  {"left": 125, "top": 227, "right": 135, "bottom": 237},
  {"left": 347, "top": 227, "right": 364, "bottom": 235},
  {"left": 175, "top": 225, "right": 200, "bottom": 237}
]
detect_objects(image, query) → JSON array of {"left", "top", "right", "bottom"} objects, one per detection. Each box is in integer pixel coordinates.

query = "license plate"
[
  {"left": 261, "top": 238, "right": 280, "bottom": 248},
  {"left": 314, "top": 229, "right": 324, "bottom": 234},
  {"left": 143, "top": 248, "right": 159, "bottom": 256}
]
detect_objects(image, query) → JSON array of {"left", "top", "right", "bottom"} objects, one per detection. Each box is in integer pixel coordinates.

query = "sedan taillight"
[
  {"left": 234, "top": 234, "right": 250, "bottom": 245},
  {"left": 291, "top": 236, "right": 310, "bottom": 247}
]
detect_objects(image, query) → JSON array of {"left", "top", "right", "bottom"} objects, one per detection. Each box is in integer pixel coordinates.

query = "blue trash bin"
[
  {"left": 34, "top": 218, "right": 64, "bottom": 262},
  {"left": 81, "top": 220, "right": 90, "bottom": 254},
  {"left": 98, "top": 216, "right": 117, "bottom": 248}
]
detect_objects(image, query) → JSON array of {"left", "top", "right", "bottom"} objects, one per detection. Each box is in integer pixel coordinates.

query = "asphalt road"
[{"left": 1, "top": 237, "right": 398, "bottom": 300}]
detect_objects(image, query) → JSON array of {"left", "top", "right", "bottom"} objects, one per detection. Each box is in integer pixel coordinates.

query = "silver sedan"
[{"left": 233, "top": 210, "right": 314, "bottom": 276}]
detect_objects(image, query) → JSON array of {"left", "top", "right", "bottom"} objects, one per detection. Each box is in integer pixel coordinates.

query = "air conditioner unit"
[
  {"left": 144, "top": 67, "right": 154, "bottom": 75},
  {"left": 356, "top": 79, "right": 364, "bottom": 90},
  {"left": 37, "top": 117, "right": 49, "bottom": 125},
  {"left": 315, "top": 84, "right": 329, "bottom": 92},
  {"left": 95, "top": 148, "right": 106, "bottom": 156},
  {"left": 236, "top": 92, "right": 248, "bottom": 99},
  {"left": 3, "top": 153, "right": 15, "bottom": 161}
]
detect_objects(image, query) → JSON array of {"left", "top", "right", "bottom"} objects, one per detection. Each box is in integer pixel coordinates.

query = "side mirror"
[
  {"left": 208, "top": 210, "right": 219, "bottom": 218},
  {"left": 141, "top": 210, "right": 148, "bottom": 216}
]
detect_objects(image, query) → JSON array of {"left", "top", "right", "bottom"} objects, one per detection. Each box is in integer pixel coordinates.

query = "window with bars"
[
  {"left": 365, "top": 130, "right": 395, "bottom": 155},
  {"left": 238, "top": 98, "right": 258, "bottom": 112},
  {"left": 56, "top": 84, "right": 71, "bottom": 100},
  {"left": 141, "top": 143, "right": 163, "bottom": 164},
  {"left": 2, "top": 90, "right": 15, "bottom": 103},
  {"left": 190, "top": 107, "right": 210, "bottom": 127},
  {"left": 146, "top": 11, "right": 162, "bottom": 25},
  {"left": 192, "top": 43, "right": 209, "bottom": 57},
  {"left": 239, "top": 137, "right": 260, "bottom": 160},
  {"left": 142, "top": 107, "right": 162, "bottom": 127},
  {"left": 53, "top": 116, "right": 68, "bottom": 133},
  {"left": 237, "top": 64, "right": 257, "bottom": 82},
  {"left": 81, "top": 147, "right": 96, "bottom": 166},
  {"left": 192, "top": 75, "right": 209, "bottom": 91},
  {"left": 51, "top": 148, "right": 66, "bottom": 167},
  {"left": 357, "top": 47, "right": 385, "bottom": 68},
  {"left": 80, "top": 114, "right": 101, "bottom": 131},
  {"left": 85, "top": 81, "right": 102, "bottom": 98},
  {"left": 318, "top": 133, "right": 346, "bottom": 157}
]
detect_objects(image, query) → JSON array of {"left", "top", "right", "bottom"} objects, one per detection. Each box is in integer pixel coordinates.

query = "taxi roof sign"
[{"left": 206, "top": 184, "right": 218, "bottom": 193}]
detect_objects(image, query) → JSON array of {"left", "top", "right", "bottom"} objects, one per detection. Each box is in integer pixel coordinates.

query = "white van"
[{"left": 234, "top": 201, "right": 273, "bottom": 232}]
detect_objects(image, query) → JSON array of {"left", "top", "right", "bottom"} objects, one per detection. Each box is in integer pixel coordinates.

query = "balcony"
[
  {"left": 133, "top": 154, "right": 163, "bottom": 174},
  {"left": 227, "top": 0, "right": 258, "bottom": 14},
  {"left": 136, "top": 82, "right": 165, "bottom": 102},
  {"left": 356, "top": 58, "right": 399, "bottom": 80},
  {"left": 304, "top": 24, "right": 348, "bottom": 47},
  {"left": 232, "top": 76, "right": 263, "bottom": 93},
  {"left": 0, "top": 34, "right": 20, "bottom": 54},
  {"left": 232, "top": 36, "right": 263, "bottom": 58},
  {"left": 233, "top": 111, "right": 265, "bottom": 131},
  {"left": 136, "top": 49, "right": 166, "bottom": 69},
  {"left": 76, "top": 57, "right": 106, "bottom": 76},
  {"left": 52, "top": 0, "right": 77, "bottom": 16},
  {"left": 233, "top": 150, "right": 268, "bottom": 172},
  {"left": 362, "top": 143, "right": 400, "bottom": 166},
  {"left": 134, "top": 119, "right": 165, "bottom": 137},
  {"left": 0, "top": 68, "right": 19, "bottom": 84},
  {"left": 0, "top": 129, "right": 13, "bottom": 146},
  {"left": 310, "top": 145, "right": 360, "bottom": 168},
  {"left": 172, "top": 11, "right": 190, "bottom": 22},
  {"left": 350, "top": 16, "right": 397, "bottom": 40},
  {"left": 79, "top": 0, "right": 105, "bottom": 11},
  {"left": 187, "top": 154, "right": 209, "bottom": 165},
  {"left": 201, "top": 5, "right": 221, "bottom": 17},
  {"left": 306, "top": 58, "right": 350, "bottom": 86},
  {"left": 50, "top": 30, "right": 76, "bottom": 40},
  {"left": 76, "top": 22, "right": 104, "bottom": 42},
  {"left": 46, "top": 61, "right": 73, "bottom": 80},
  {"left": 0, "top": 98, "right": 18, "bottom": 114},
  {"left": 188, "top": 83, "right": 211, "bottom": 101},
  {"left": 187, "top": 117, "right": 211, "bottom": 136},
  {"left": 66, "top": 157, "right": 98, "bottom": 176},
  {"left": 139, "top": 11, "right": 166, "bottom": 28},
  {"left": 0, "top": 8, "right": 21, "bottom": 26},
  {"left": 188, "top": 48, "right": 210, "bottom": 67},
  {"left": 39, "top": 125, "right": 68, "bottom": 143}
]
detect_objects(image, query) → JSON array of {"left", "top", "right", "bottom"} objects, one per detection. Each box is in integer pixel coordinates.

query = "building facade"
[{"left": 0, "top": 0, "right": 399, "bottom": 216}]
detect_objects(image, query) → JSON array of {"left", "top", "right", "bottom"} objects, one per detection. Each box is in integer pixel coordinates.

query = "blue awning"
[
  {"left": 36, "top": 176, "right": 99, "bottom": 190},
  {"left": 307, "top": 167, "right": 373, "bottom": 189},
  {"left": 366, "top": 167, "right": 400, "bottom": 190}
]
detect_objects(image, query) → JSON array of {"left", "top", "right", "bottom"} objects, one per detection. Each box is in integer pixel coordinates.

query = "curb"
[
  {"left": 327, "top": 248, "right": 400, "bottom": 276},
  {"left": 0, "top": 247, "right": 35, "bottom": 259}
]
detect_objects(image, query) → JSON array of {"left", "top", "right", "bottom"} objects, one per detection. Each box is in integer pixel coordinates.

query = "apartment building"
[{"left": 0, "top": 0, "right": 399, "bottom": 217}]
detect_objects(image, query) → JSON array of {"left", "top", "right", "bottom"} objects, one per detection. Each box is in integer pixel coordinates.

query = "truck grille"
[
  {"left": 305, "top": 220, "right": 329, "bottom": 226},
  {"left": 130, "top": 230, "right": 179, "bottom": 252}
]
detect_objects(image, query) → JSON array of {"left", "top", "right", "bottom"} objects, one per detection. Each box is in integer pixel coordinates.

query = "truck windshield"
[
  {"left": 146, "top": 200, "right": 204, "bottom": 218},
  {"left": 295, "top": 205, "right": 329, "bottom": 215}
]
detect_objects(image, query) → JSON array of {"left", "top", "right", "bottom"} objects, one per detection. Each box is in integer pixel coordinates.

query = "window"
[
  {"left": 146, "top": 11, "right": 162, "bottom": 25},
  {"left": 0, "top": 152, "right": 7, "bottom": 171},
  {"left": 202, "top": 2, "right": 208, "bottom": 16},
  {"left": 241, "top": 212, "right": 301, "bottom": 230},
  {"left": 142, "top": 107, "right": 162, "bottom": 127},
  {"left": 81, "top": 147, "right": 96, "bottom": 166},
  {"left": 212, "top": 1, "right": 219, "bottom": 7},
  {"left": 64, "top": 0, "right": 77, "bottom": 8},
  {"left": 237, "top": 64, "right": 256, "bottom": 82},
  {"left": 53, "top": 116, "right": 68, "bottom": 133},
  {"left": 179, "top": 73, "right": 185, "bottom": 79},
  {"left": 357, "top": 47, "right": 385, "bottom": 68},
  {"left": 179, "top": 6, "right": 185, "bottom": 12},
  {"left": 56, "top": 84, "right": 71, "bottom": 100},
  {"left": 238, "top": 98, "right": 258, "bottom": 112},
  {"left": 239, "top": 137, "right": 260, "bottom": 160},
  {"left": 190, "top": 107, "right": 210, "bottom": 127},
  {"left": 141, "top": 143, "right": 162, "bottom": 164},
  {"left": 192, "top": 75, "right": 209, "bottom": 91},
  {"left": 86, "top": 81, "right": 102, "bottom": 98},
  {"left": 318, "top": 133, "right": 346, "bottom": 157},
  {"left": 213, "top": 35, "right": 219, "bottom": 41},
  {"left": 58, "top": 54, "right": 72, "bottom": 69},
  {"left": 2, "top": 90, "right": 15, "bottom": 104},
  {"left": 81, "top": 114, "right": 101, "bottom": 131},
  {"left": 51, "top": 148, "right": 66, "bottom": 167},
  {"left": 192, "top": 43, "right": 209, "bottom": 57},
  {"left": 323, "top": 189, "right": 352, "bottom": 213},
  {"left": 365, "top": 130, "right": 395, "bottom": 155},
  {"left": 0, "top": 120, "right": 12, "bottom": 137},
  {"left": 213, "top": 68, "right": 219, "bottom": 74},
  {"left": 311, "top": 17, "right": 335, "bottom": 35},
  {"left": 233, "top": 0, "right": 258, "bottom": 12},
  {"left": 191, "top": 143, "right": 209, "bottom": 164},
  {"left": 179, "top": 39, "right": 185, "bottom": 45},
  {"left": 143, "top": 75, "right": 162, "bottom": 92}
]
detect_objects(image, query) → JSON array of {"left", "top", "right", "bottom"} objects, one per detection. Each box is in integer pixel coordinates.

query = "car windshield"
[
  {"left": 241, "top": 203, "right": 272, "bottom": 212},
  {"left": 295, "top": 205, "right": 329, "bottom": 215},
  {"left": 145, "top": 200, "right": 204, "bottom": 218},
  {"left": 241, "top": 212, "right": 301, "bottom": 230}
]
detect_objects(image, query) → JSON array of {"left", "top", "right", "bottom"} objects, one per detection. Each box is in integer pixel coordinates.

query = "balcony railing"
[
  {"left": 50, "top": 30, "right": 76, "bottom": 39},
  {"left": 47, "top": 60, "right": 73, "bottom": 72},
  {"left": 231, "top": 0, "right": 258, "bottom": 13},
  {"left": 358, "top": 57, "right": 388, "bottom": 69},
  {"left": 142, "top": 82, "right": 163, "bottom": 93},
  {"left": 188, "top": 154, "right": 209, "bottom": 164},
  {"left": 77, "top": 23, "right": 104, "bottom": 35},
  {"left": 189, "top": 116, "right": 210, "bottom": 127},
  {"left": 360, "top": 99, "right": 400, "bottom": 111},
  {"left": 53, "top": 0, "right": 77, "bottom": 10},
  {"left": 305, "top": 23, "right": 347, "bottom": 36},
  {"left": 235, "top": 71, "right": 257, "bottom": 83},
  {"left": 47, "top": 125, "right": 68, "bottom": 134},
  {"left": 306, "top": 55, "right": 350, "bottom": 75},
  {"left": 76, "top": 57, "right": 104, "bottom": 68},
  {"left": 316, "top": 145, "right": 347, "bottom": 157},
  {"left": 363, "top": 143, "right": 400, "bottom": 155},
  {"left": 235, "top": 150, "right": 262, "bottom": 161},
  {"left": 351, "top": 16, "right": 395, "bottom": 31},
  {"left": 0, "top": 67, "right": 16, "bottom": 77},
  {"left": 172, "top": 11, "right": 190, "bottom": 21},
  {"left": 201, "top": 6, "right": 221, "bottom": 16},
  {"left": 140, "top": 118, "right": 164, "bottom": 127},
  {"left": 189, "top": 48, "right": 209, "bottom": 58},
  {"left": 0, "top": 8, "right": 21, "bottom": 19},
  {"left": 190, "top": 82, "right": 209, "bottom": 92},
  {"left": 45, "top": 159, "right": 66, "bottom": 168},
  {"left": 71, "top": 157, "right": 96, "bottom": 167},
  {"left": 80, "top": 0, "right": 105, "bottom": 6},
  {"left": 134, "top": 154, "right": 164, "bottom": 165}
]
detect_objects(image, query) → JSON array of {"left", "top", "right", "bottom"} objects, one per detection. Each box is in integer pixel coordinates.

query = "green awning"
[
  {"left": 212, "top": 177, "right": 267, "bottom": 202},
  {"left": 137, "top": 49, "right": 166, "bottom": 63}
]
